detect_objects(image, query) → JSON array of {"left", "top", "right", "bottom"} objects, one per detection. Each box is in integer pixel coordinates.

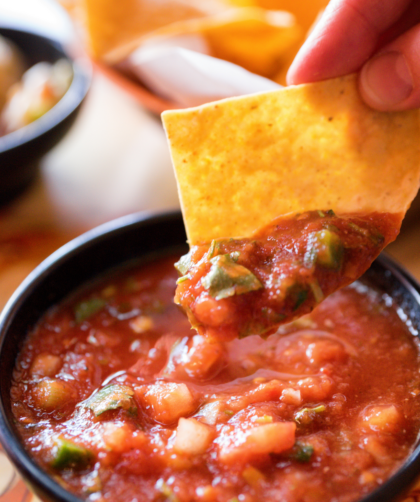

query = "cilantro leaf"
[{"left": 202, "top": 254, "right": 263, "bottom": 301}]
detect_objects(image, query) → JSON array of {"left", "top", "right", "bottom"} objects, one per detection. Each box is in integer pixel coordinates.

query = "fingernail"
[{"left": 361, "top": 52, "right": 413, "bottom": 108}]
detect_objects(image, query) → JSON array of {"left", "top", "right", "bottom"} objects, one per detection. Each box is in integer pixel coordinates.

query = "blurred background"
[
  {"left": 0, "top": 3, "right": 180, "bottom": 498},
  {"left": 0, "top": 0, "right": 182, "bottom": 311},
  {"left": 0, "top": 0, "right": 180, "bottom": 230}
]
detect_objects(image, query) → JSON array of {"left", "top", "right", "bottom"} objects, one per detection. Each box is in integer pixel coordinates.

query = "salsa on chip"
[{"left": 162, "top": 74, "right": 420, "bottom": 339}]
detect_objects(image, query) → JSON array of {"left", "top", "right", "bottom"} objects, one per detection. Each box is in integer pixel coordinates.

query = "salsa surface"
[
  {"left": 11, "top": 255, "right": 420, "bottom": 502},
  {"left": 175, "top": 211, "right": 401, "bottom": 340}
]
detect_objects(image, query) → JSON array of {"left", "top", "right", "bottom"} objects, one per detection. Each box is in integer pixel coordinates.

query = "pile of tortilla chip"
[{"left": 60, "top": 0, "right": 328, "bottom": 84}]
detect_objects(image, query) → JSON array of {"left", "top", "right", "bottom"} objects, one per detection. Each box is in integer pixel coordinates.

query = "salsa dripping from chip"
[
  {"left": 163, "top": 74, "right": 420, "bottom": 340},
  {"left": 174, "top": 211, "right": 400, "bottom": 340}
]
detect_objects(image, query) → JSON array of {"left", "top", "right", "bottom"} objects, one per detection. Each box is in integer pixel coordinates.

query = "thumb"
[{"left": 359, "top": 23, "right": 420, "bottom": 111}]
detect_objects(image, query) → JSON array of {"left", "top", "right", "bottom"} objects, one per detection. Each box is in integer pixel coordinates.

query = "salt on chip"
[{"left": 162, "top": 74, "right": 420, "bottom": 245}]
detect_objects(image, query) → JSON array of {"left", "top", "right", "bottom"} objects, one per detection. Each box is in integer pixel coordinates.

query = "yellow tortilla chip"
[
  {"left": 162, "top": 74, "right": 420, "bottom": 245},
  {"left": 79, "top": 0, "right": 228, "bottom": 62},
  {"left": 226, "top": 0, "right": 329, "bottom": 84},
  {"left": 201, "top": 9, "right": 301, "bottom": 78},
  {"left": 72, "top": 0, "right": 299, "bottom": 73},
  {"left": 252, "top": 0, "right": 329, "bottom": 32},
  {"left": 147, "top": 8, "right": 301, "bottom": 79}
]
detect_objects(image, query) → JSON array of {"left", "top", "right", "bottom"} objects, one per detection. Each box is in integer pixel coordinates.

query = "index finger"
[{"left": 287, "top": 0, "right": 412, "bottom": 85}]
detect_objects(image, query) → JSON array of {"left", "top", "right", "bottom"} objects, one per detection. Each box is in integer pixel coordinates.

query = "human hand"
[{"left": 287, "top": 0, "right": 420, "bottom": 111}]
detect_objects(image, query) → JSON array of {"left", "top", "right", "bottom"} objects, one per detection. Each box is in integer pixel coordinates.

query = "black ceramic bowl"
[
  {"left": 0, "top": 26, "right": 91, "bottom": 206},
  {"left": 0, "top": 211, "right": 420, "bottom": 502}
]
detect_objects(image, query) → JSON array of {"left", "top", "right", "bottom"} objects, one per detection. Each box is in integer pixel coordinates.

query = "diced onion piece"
[
  {"left": 297, "top": 375, "right": 333, "bottom": 401},
  {"left": 178, "top": 335, "right": 225, "bottom": 380},
  {"left": 242, "top": 465, "right": 265, "bottom": 487},
  {"left": 102, "top": 423, "right": 146, "bottom": 453},
  {"left": 218, "top": 422, "right": 296, "bottom": 464},
  {"left": 280, "top": 388, "right": 302, "bottom": 406},
  {"left": 360, "top": 405, "right": 403, "bottom": 434},
  {"left": 166, "top": 453, "right": 193, "bottom": 471},
  {"left": 195, "top": 401, "right": 224, "bottom": 426},
  {"left": 362, "top": 436, "right": 391, "bottom": 465},
  {"left": 32, "top": 379, "right": 73, "bottom": 411},
  {"left": 174, "top": 418, "right": 215, "bottom": 456},
  {"left": 129, "top": 315, "right": 154, "bottom": 334},
  {"left": 253, "top": 415, "right": 273, "bottom": 424},
  {"left": 30, "top": 354, "right": 62, "bottom": 378},
  {"left": 136, "top": 382, "right": 196, "bottom": 424},
  {"left": 360, "top": 470, "right": 377, "bottom": 485}
]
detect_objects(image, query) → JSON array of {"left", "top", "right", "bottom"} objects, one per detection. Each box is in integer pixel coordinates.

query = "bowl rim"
[
  {"left": 0, "top": 25, "right": 92, "bottom": 154},
  {"left": 1, "top": 210, "right": 420, "bottom": 502}
]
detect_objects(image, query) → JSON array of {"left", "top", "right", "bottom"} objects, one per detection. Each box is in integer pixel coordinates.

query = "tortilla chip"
[
  {"left": 201, "top": 9, "right": 301, "bottom": 78},
  {"left": 162, "top": 74, "right": 420, "bottom": 245},
  {"left": 79, "top": 0, "right": 228, "bottom": 62},
  {"left": 253, "top": 0, "right": 329, "bottom": 31},
  {"left": 148, "top": 8, "right": 300, "bottom": 79}
]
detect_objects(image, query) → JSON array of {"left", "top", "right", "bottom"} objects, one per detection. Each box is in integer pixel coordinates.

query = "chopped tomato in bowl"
[{"left": 1, "top": 211, "right": 420, "bottom": 502}]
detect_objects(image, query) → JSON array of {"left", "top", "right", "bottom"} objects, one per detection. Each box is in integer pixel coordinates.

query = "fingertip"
[
  {"left": 358, "top": 24, "right": 420, "bottom": 112},
  {"left": 286, "top": 52, "right": 305, "bottom": 86},
  {"left": 359, "top": 52, "right": 414, "bottom": 111}
]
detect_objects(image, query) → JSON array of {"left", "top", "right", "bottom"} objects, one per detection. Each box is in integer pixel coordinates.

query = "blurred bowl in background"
[{"left": 0, "top": 26, "right": 91, "bottom": 206}]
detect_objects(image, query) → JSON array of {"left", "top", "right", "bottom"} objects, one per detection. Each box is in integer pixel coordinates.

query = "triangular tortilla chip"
[
  {"left": 130, "top": 8, "right": 300, "bottom": 79},
  {"left": 163, "top": 74, "right": 420, "bottom": 245},
  {"left": 254, "top": 0, "right": 329, "bottom": 31},
  {"left": 228, "top": 0, "right": 329, "bottom": 31},
  {"left": 200, "top": 9, "right": 301, "bottom": 78},
  {"left": 79, "top": 0, "right": 228, "bottom": 62}
]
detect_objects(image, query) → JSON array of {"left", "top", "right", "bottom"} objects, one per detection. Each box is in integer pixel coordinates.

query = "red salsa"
[
  {"left": 10, "top": 254, "right": 420, "bottom": 502},
  {"left": 175, "top": 211, "right": 401, "bottom": 340}
]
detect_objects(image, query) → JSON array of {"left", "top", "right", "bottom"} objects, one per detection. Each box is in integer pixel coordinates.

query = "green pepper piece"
[
  {"left": 348, "top": 222, "right": 384, "bottom": 245},
  {"left": 293, "top": 289, "right": 308, "bottom": 311},
  {"left": 309, "top": 279, "right": 324, "bottom": 304},
  {"left": 51, "top": 438, "right": 93, "bottom": 470},
  {"left": 207, "top": 239, "right": 223, "bottom": 259},
  {"left": 74, "top": 298, "right": 106, "bottom": 323},
  {"left": 289, "top": 442, "right": 314, "bottom": 463},
  {"left": 83, "top": 384, "right": 137, "bottom": 416},
  {"left": 307, "top": 229, "right": 344, "bottom": 270},
  {"left": 202, "top": 254, "right": 263, "bottom": 301},
  {"left": 295, "top": 405, "right": 326, "bottom": 425},
  {"left": 175, "top": 251, "right": 193, "bottom": 276},
  {"left": 176, "top": 275, "right": 191, "bottom": 284}
]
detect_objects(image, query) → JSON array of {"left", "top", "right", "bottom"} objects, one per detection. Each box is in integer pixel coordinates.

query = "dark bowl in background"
[
  {"left": 0, "top": 27, "right": 91, "bottom": 206},
  {"left": 0, "top": 211, "right": 420, "bottom": 502}
]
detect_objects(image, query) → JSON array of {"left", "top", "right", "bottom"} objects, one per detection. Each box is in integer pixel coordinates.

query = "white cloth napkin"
[{"left": 129, "top": 36, "right": 282, "bottom": 107}]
